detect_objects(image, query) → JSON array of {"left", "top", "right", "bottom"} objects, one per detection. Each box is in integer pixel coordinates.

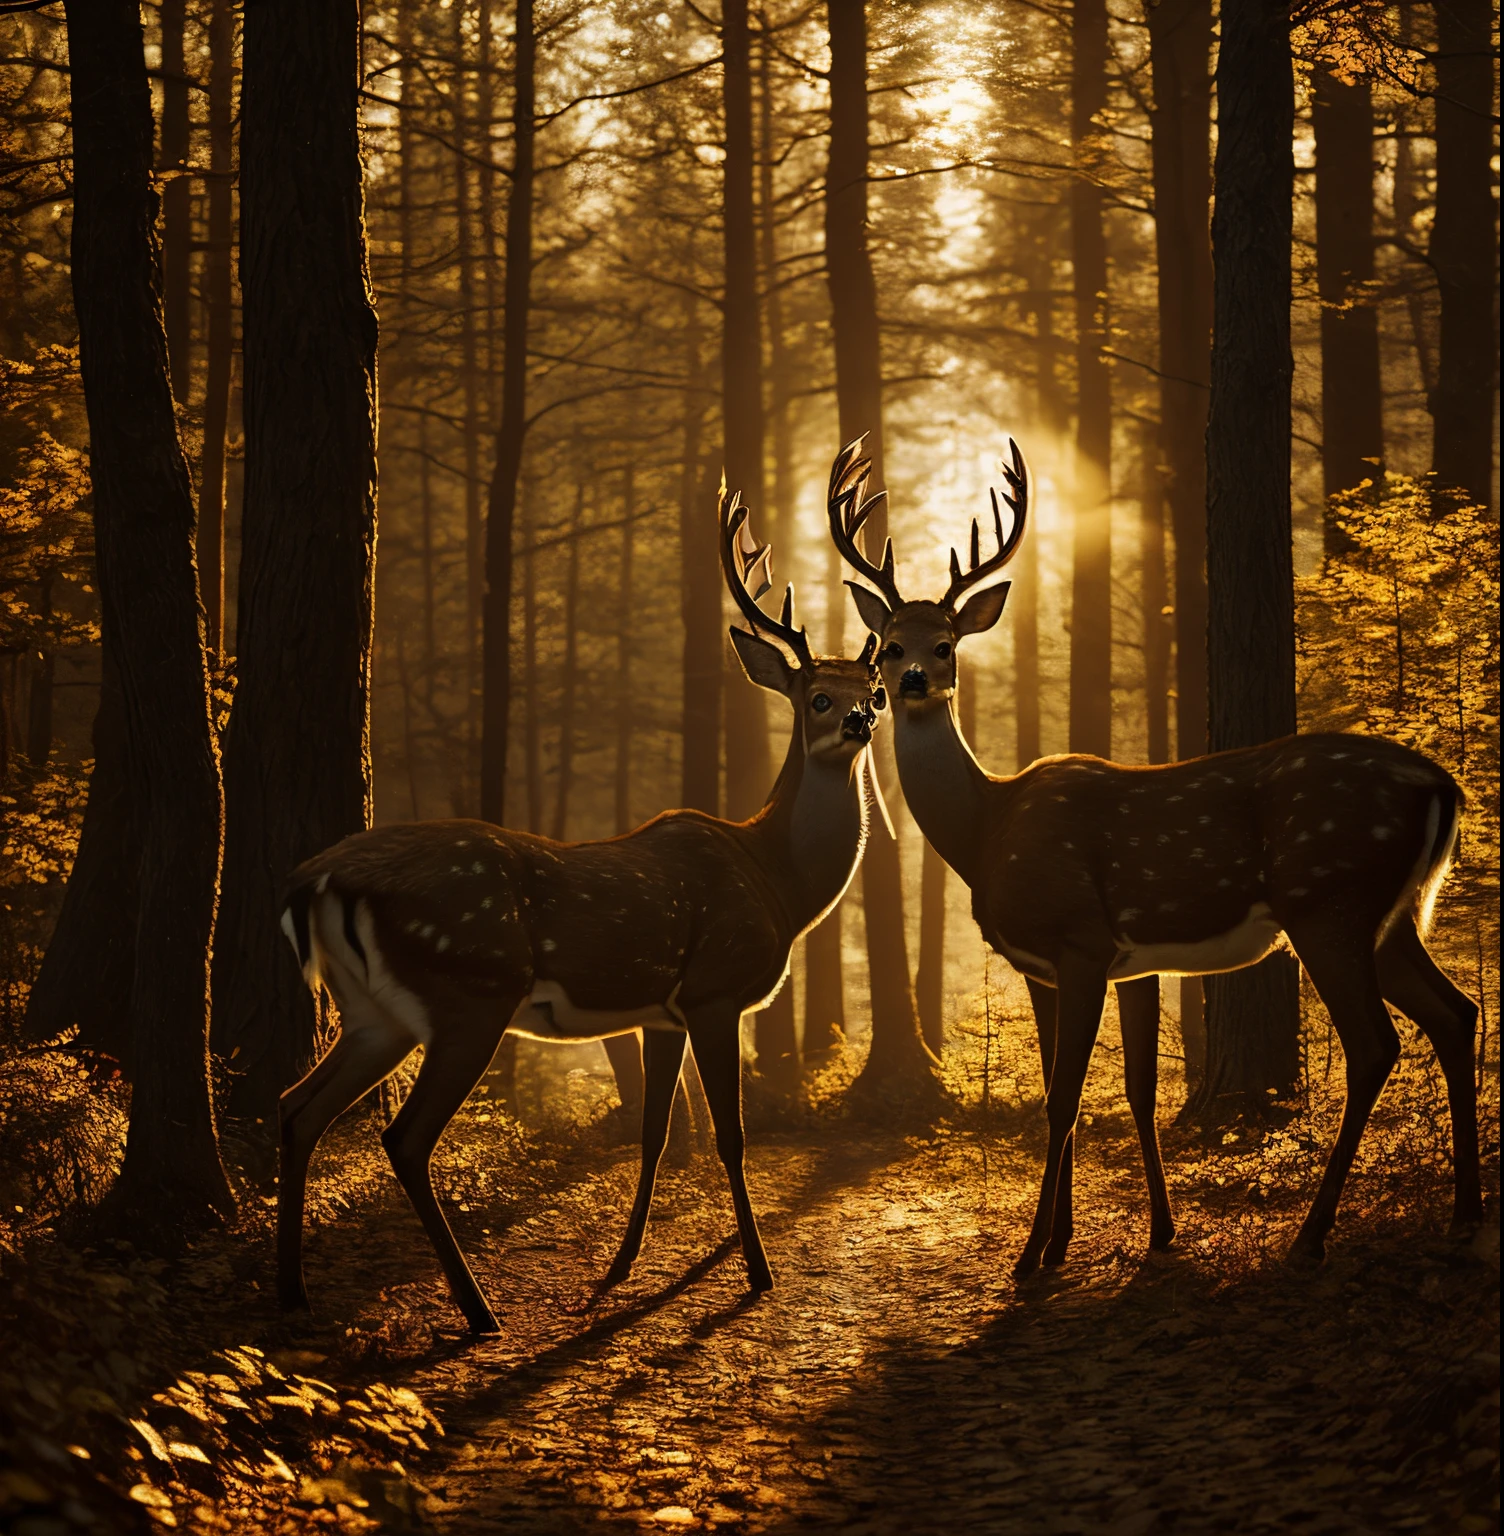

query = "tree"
[
  {"left": 825, "top": 0, "right": 936, "bottom": 1095},
  {"left": 480, "top": 0, "right": 535, "bottom": 823},
  {"left": 1429, "top": 0, "right": 1496, "bottom": 509},
  {"left": 1199, "top": 0, "right": 1300, "bottom": 1112},
  {"left": 1312, "top": 63, "right": 1383, "bottom": 536},
  {"left": 212, "top": 0, "right": 379, "bottom": 1122},
  {"left": 62, "top": 0, "right": 233, "bottom": 1231},
  {"left": 1146, "top": 0, "right": 1212, "bottom": 1074},
  {"left": 1068, "top": 0, "right": 1112, "bottom": 759}
]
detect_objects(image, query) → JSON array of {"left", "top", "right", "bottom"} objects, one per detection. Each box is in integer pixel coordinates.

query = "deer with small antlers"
[
  {"left": 827, "top": 436, "right": 1481, "bottom": 1277},
  {"left": 276, "top": 483, "right": 887, "bottom": 1332}
]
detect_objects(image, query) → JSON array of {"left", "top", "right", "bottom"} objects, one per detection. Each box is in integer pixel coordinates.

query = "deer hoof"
[
  {"left": 467, "top": 1310, "right": 502, "bottom": 1335},
  {"left": 277, "top": 1283, "right": 311, "bottom": 1314},
  {"left": 1150, "top": 1221, "right": 1177, "bottom": 1252},
  {"left": 1287, "top": 1230, "right": 1326, "bottom": 1266},
  {"left": 1041, "top": 1237, "right": 1071, "bottom": 1267},
  {"left": 746, "top": 1261, "right": 774, "bottom": 1294},
  {"left": 1012, "top": 1248, "right": 1041, "bottom": 1282}
]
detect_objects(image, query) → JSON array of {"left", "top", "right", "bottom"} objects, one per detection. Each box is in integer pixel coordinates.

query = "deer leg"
[
  {"left": 1015, "top": 962, "right": 1106, "bottom": 1281},
  {"left": 603, "top": 1027, "right": 688, "bottom": 1288},
  {"left": 277, "top": 1017, "right": 415, "bottom": 1312},
  {"left": 381, "top": 1010, "right": 511, "bottom": 1333},
  {"left": 603, "top": 1030, "right": 645, "bottom": 1120},
  {"left": 1117, "top": 974, "right": 1175, "bottom": 1251},
  {"left": 689, "top": 1006, "right": 773, "bottom": 1293},
  {"left": 1027, "top": 975, "right": 1076, "bottom": 1266},
  {"left": 1285, "top": 930, "right": 1400, "bottom": 1263},
  {"left": 1376, "top": 915, "right": 1483, "bottom": 1235}
]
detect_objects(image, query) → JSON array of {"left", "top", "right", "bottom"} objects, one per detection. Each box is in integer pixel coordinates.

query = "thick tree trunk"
[
  {"left": 480, "top": 0, "right": 535, "bottom": 823},
  {"left": 213, "top": 0, "right": 378, "bottom": 1122},
  {"left": 158, "top": 0, "right": 191, "bottom": 404},
  {"left": 826, "top": 0, "right": 935, "bottom": 1096},
  {"left": 1198, "top": 0, "right": 1300, "bottom": 1113},
  {"left": 23, "top": 648, "right": 136, "bottom": 1060},
  {"left": 1429, "top": 0, "right": 1497, "bottom": 510},
  {"left": 521, "top": 476, "right": 543, "bottom": 831},
  {"left": 64, "top": 0, "right": 233, "bottom": 1232},
  {"left": 452, "top": 2, "right": 485, "bottom": 788},
  {"left": 1068, "top": 0, "right": 1112, "bottom": 759},
  {"left": 678, "top": 289, "right": 721, "bottom": 816},
  {"left": 916, "top": 839, "right": 946, "bottom": 1054},
  {"left": 613, "top": 464, "right": 635, "bottom": 834},
  {"left": 1139, "top": 421, "right": 1171, "bottom": 764},
  {"left": 1146, "top": 0, "right": 1212, "bottom": 765},
  {"left": 720, "top": 0, "right": 775, "bottom": 828},
  {"left": 1313, "top": 66, "right": 1383, "bottom": 538},
  {"left": 551, "top": 479, "right": 584, "bottom": 842},
  {"left": 198, "top": 0, "right": 234, "bottom": 654}
]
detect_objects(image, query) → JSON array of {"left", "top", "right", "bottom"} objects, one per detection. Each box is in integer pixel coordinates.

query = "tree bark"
[
  {"left": 613, "top": 464, "right": 635, "bottom": 833},
  {"left": 63, "top": 0, "right": 233, "bottom": 1231},
  {"left": 158, "top": 0, "right": 191, "bottom": 405},
  {"left": 198, "top": 0, "right": 234, "bottom": 655},
  {"left": 1146, "top": 0, "right": 1212, "bottom": 765},
  {"left": 521, "top": 474, "right": 543, "bottom": 831},
  {"left": 451, "top": 1, "right": 485, "bottom": 787},
  {"left": 551, "top": 477, "right": 584, "bottom": 842},
  {"left": 720, "top": 0, "right": 774, "bottom": 827},
  {"left": 678, "top": 288, "right": 721, "bottom": 816},
  {"left": 480, "top": 0, "right": 534, "bottom": 823},
  {"left": 1139, "top": 420, "right": 1171, "bottom": 764},
  {"left": 213, "top": 0, "right": 379, "bottom": 1123},
  {"left": 1313, "top": 65, "right": 1383, "bottom": 535},
  {"left": 1068, "top": 0, "right": 1112, "bottom": 759},
  {"left": 1429, "top": 0, "right": 1497, "bottom": 509},
  {"left": 1198, "top": 0, "right": 1300, "bottom": 1112},
  {"left": 825, "top": 0, "right": 935, "bottom": 1095}
]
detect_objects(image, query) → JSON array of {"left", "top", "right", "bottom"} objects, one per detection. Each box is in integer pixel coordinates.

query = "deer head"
[
  {"left": 826, "top": 435, "right": 1028, "bottom": 711},
  {"left": 720, "top": 476, "right": 885, "bottom": 761}
]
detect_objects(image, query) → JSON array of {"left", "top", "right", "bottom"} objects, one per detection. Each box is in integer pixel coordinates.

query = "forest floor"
[{"left": 1, "top": 1021, "right": 1499, "bottom": 1536}]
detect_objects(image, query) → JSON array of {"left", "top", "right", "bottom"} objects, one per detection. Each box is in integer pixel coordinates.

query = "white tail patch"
[
  {"left": 294, "top": 891, "right": 434, "bottom": 1047},
  {"left": 1379, "top": 794, "right": 1448, "bottom": 947}
]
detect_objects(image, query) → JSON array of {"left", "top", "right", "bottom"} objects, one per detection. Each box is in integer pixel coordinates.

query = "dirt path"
[{"left": 301, "top": 1115, "right": 1500, "bottom": 1536}]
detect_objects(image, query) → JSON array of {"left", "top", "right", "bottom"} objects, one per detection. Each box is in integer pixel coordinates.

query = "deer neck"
[
  {"left": 891, "top": 692, "right": 990, "bottom": 886},
  {"left": 752, "top": 715, "right": 868, "bottom": 931}
]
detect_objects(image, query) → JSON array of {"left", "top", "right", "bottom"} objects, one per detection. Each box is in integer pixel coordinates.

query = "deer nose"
[
  {"left": 841, "top": 707, "right": 872, "bottom": 743},
  {"left": 899, "top": 667, "right": 928, "bottom": 698}
]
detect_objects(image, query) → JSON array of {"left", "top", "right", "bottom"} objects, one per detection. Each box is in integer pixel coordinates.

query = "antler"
[
  {"left": 942, "top": 437, "right": 1029, "bottom": 610},
  {"left": 825, "top": 435, "right": 904, "bottom": 610},
  {"left": 718, "top": 477, "right": 814, "bottom": 669}
]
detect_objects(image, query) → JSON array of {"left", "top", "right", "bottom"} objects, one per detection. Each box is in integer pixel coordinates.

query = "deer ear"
[
  {"left": 846, "top": 581, "right": 893, "bottom": 638},
  {"left": 953, "top": 581, "right": 1010, "bottom": 638},
  {"left": 730, "top": 626, "right": 796, "bottom": 697}
]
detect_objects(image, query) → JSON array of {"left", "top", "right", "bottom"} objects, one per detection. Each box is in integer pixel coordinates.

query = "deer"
[
  {"left": 275, "top": 482, "right": 888, "bottom": 1333},
  {"left": 827, "top": 435, "right": 1481, "bottom": 1279}
]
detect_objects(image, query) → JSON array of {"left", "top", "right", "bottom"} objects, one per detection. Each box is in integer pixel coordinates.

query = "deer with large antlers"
[
  {"left": 827, "top": 436, "right": 1480, "bottom": 1277},
  {"left": 276, "top": 484, "right": 887, "bottom": 1332}
]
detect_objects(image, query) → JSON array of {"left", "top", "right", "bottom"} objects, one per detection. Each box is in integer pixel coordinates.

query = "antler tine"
[
  {"left": 718, "top": 478, "right": 814, "bottom": 668},
  {"left": 825, "top": 434, "right": 905, "bottom": 609},
  {"left": 942, "top": 437, "right": 1032, "bottom": 610}
]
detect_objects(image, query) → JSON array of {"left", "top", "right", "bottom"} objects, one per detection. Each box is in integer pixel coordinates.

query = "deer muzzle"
[
  {"left": 899, "top": 666, "right": 929, "bottom": 699},
  {"left": 841, "top": 704, "right": 874, "bottom": 744}
]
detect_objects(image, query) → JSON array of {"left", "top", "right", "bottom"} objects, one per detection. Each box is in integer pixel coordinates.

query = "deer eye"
[
  {"left": 810, "top": 693, "right": 833, "bottom": 714},
  {"left": 934, "top": 641, "right": 952, "bottom": 660},
  {"left": 884, "top": 642, "right": 905, "bottom": 661}
]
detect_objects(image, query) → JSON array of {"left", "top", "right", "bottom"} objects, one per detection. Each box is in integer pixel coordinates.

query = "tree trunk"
[
  {"left": 551, "top": 478, "right": 584, "bottom": 842},
  {"left": 23, "top": 647, "right": 136, "bottom": 1061},
  {"left": 213, "top": 0, "right": 379, "bottom": 1123},
  {"left": 678, "top": 287, "right": 721, "bottom": 816},
  {"left": 63, "top": 0, "right": 233, "bottom": 1232},
  {"left": 720, "top": 0, "right": 774, "bottom": 827},
  {"left": 613, "top": 465, "right": 635, "bottom": 833},
  {"left": 480, "top": 0, "right": 535, "bottom": 823},
  {"left": 916, "top": 839, "right": 946, "bottom": 1054},
  {"left": 825, "top": 0, "right": 935, "bottom": 1095},
  {"left": 198, "top": 0, "right": 234, "bottom": 655},
  {"left": 1198, "top": 0, "right": 1300, "bottom": 1114},
  {"left": 1429, "top": 0, "right": 1496, "bottom": 509},
  {"left": 521, "top": 475, "right": 543, "bottom": 831},
  {"left": 452, "top": 1, "right": 485, "bottom": 791},
  {"left": 1139, "top": 420, "right": 1171, "bottom": 764},
  {"left": 1068, "top": 0, "right": 1112, "bottom": 759},
  {"left": 1313, "top": 65, "right": 1383, "bottom": 538},
  {"left": 1146, "top": 0, "right": 1212, "bottom": 766},
  {"left": 158, "top": 0, "right": 191, "bottom": 404}
]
